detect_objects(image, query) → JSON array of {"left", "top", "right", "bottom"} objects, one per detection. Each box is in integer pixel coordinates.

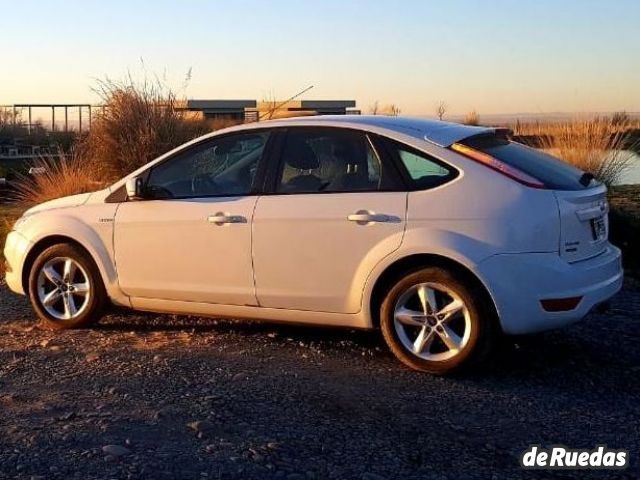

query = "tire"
[
  {"left": 380, "top": 266, "right": 496, "bottom": 374},
  {"left": 28, "top": 243, "right": 107, "bottom": 330}
]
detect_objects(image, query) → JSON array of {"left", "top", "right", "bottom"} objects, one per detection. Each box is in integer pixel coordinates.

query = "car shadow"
[
  {"left": 92, "top": 307, "right": 640, "bottom": 384},
  {"left": 95, "top": 307, "right": 386, "bottom": 349}
]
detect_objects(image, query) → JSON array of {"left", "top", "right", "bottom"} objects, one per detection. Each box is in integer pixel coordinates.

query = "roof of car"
[{"left": 258, "top": 115, "right": 497, "bottom": 147}]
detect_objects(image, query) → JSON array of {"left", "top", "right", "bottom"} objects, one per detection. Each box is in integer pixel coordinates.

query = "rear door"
[{"left": 252, "top": 127, "right": 407, "bottom": 313}]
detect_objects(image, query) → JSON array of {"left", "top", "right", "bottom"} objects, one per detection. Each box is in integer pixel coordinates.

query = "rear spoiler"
[{"left": 423, "top": 125, "right": 513, "bottom": 148}]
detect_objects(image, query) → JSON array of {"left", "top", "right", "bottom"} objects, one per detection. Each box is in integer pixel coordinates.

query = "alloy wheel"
[
  {"left": 36, "top": 257, "right": 92, "bottom": 321},
  {"left": 393, "top": 282, "right": 471, "bottom": 362}
]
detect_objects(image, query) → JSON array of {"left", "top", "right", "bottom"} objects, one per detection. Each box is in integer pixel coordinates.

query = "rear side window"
[
  {"left": 382, "top": 138, "right": 458, "bottom": 190},
  {"left": 399, "top": 150, "right": 451, "bottom": 180},
  {"left": 460, "top": 135, "right": 594, "bottom": 191}
]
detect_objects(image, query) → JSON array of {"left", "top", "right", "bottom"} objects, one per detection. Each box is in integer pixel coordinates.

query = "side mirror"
[{"left": 125, "top": 176, "right": 145, "bottom": 200}]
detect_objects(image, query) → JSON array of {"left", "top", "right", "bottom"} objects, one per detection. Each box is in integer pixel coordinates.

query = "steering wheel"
[
  {"left": 145, "top": 184, "right": 174, "bottom": 200},
  {"left": 191, "top": 173, "right": 217, "bottom": 195}
]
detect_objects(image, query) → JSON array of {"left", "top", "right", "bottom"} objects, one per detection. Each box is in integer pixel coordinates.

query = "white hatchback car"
[{"left": 4, "top": 116, "right": 623, "bottom": 373}]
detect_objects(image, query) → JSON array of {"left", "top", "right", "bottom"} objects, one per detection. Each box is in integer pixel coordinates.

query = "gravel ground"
[{"left": 0, "top": 282, "right": 638, "bottom": 480}]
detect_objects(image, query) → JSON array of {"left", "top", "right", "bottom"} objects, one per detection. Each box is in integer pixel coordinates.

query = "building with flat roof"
[
  {"left": 0, "top": 98, "right": 360, "bottom": 134},
  {"left": 175, "top": 99, "right": 358, "bottom": 122},
  {"left": 175, "top": 100, "right": 257, "bottom": 122}
]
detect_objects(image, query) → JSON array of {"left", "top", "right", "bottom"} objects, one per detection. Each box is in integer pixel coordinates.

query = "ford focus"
[{"left": 3, "top": 116, "right": 623, "bottom": 373}]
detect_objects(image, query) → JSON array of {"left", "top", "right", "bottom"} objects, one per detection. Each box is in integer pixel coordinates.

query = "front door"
[
  {"left": 252, "top": 127, "right": 407, "bottom": 313},
  {"left": 114, "top": 131, "right": 271, "bottom": 305}
]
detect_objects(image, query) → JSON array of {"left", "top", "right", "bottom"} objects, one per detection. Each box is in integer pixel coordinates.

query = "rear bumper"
[
  {"left": 477, "top": 245, "right": 623, "bottom": 335},
  {"left": 4, "top": 230, "right": 31, "bottom": 295}
]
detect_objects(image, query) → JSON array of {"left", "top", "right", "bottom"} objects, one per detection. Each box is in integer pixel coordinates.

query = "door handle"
[
  {"left": 347, "top": 211, "right": 391, "bottom": 224},
  {"left": 208, "top": 213, "right": 247, "bottom": 225}
]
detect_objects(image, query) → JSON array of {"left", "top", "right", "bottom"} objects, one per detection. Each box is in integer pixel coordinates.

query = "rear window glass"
[{"left": 461, "top": 134, "right": 595, "bottom": 191}]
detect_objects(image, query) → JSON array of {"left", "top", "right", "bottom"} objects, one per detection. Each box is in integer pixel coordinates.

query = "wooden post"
[
  {"left": 28, "top": 106, "right": 32, "bottom": 134},
  {"left": 88, "top": 105, "right": 92, "bottom": 130},
  {"left": 79, "top": 106, "right": 82, "bottom": 133},
  {"left": 64, "top": 106, "right": 68, "bottom": 132},
  {"left": 52, "top": 106, "right": 55, "bottom": 131}
]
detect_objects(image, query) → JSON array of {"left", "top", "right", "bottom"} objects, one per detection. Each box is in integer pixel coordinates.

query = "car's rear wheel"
[
  {"left": 380, "top": 267, "right": 495, "bottom": 374},
  {"left": 28, "top": 243, "right": 107, "bottom": 330}
]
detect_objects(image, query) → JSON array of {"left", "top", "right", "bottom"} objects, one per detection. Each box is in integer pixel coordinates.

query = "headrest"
[
  {"left": 333, "top": 138, "right": 353, "bottom": 158},
  {"left": 286, "top": 138, "right": 320, "bottom": 170}
]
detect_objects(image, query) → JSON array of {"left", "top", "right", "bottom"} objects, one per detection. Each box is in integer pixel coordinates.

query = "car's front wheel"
[
  {"left": 28, "top": 243, "right": 107, "bottom": 330},
  {"left": 380, "top": 267, "right": 495, "bottom": 374}
]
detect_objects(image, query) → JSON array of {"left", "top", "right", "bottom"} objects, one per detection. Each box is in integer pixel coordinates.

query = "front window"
[{"left": 145, "top": 132, "right": 269, "bottom": 199}]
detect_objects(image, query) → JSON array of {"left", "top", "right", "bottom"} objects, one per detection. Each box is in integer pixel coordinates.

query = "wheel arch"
[
  {"left": 21, "top": 235, "right": 111, "bottom": 296},
  {"left": 368, "top": 253, "right": 500, "bottom": 330}
]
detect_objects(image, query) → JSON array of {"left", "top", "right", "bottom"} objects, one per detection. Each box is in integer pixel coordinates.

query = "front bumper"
[
  {"left": 4, "top": 230, "right": 32, "bottom": 295},
  {"left": 477, "top": 244, "right": 623, "bottom": 335}
]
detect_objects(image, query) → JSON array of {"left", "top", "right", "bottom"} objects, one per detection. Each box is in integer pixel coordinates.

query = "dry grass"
[
  {"left": 206, "top": 117, "right": 243, "bottom": 131},
  {"left": 80, "top": 77, "right": 213, "bottom": 181},
  {"left": 512, "top": 116, "right": 640, "bottom": 136},
  {"left": 1, "top": 216, "right": 14, "bottom": 245},
  {"left": 3, "top": 151, "right": 103, "bottom": 274},
  {"left": 463, "top": 110, "right": 480, "bottom": 126},
  {"left": 13, "top": 151, "right": 107, "bottom": 205},
  {"left": 1, "top": 220, "right": 13, "bottom": 274},
  {"left": 516, "top": 118, "right": 638, "bottom": 185},
  {"left": 0, "top": 204, "right": 25, "bottom": 275},
  {"left": 5, "top": 76, "right": 231, "bottom": 221}
]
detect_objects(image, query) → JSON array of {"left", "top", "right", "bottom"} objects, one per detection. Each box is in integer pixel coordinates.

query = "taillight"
[{"left": 450, "top": 143, "right": 545, "bottom": 189}]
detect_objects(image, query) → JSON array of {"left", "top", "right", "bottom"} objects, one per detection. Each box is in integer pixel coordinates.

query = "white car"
[{"left": 3, "top": 116, "right": 623, "bottom": 373}]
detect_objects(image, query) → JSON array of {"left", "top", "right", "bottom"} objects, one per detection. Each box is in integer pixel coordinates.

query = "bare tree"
[
  {"left": 388, "top": 104, "right": 401, "bottom": 116},
  {"left": 370, "top": 102, "right": 400, "bottom": 116},
  {"left": 0, "top": 107, "right": 23, "bottom": 142},
  {"left": 436, "top": 101, "right": 447, "bottom": 121}
]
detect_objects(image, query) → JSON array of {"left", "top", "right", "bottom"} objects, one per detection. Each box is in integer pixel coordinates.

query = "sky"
[{"left": 1, "top": 0, "right": 639, "bottom": 116}]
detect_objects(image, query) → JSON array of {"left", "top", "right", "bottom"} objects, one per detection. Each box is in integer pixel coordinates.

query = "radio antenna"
[{"left": 259, "top": 85, "right": 314, "bottom": 120}]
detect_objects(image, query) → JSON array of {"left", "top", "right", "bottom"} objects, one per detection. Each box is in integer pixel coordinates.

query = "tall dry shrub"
[
  {"left": 527, "top": 118, "right": 636, "bottom": 186},
  {"left": 463, "top": 110, "right": 480, "bottom": 126},
  {"left": 14, "top": 150, "right": 107, "bottom": 205},
  {"left": 81, "top": 78, "right": 212, "bottom": 181}
]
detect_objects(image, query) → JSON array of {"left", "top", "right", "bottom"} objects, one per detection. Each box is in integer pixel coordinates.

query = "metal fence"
[{"left": 1, "top": 104, "right": 95, "bottom": 133}]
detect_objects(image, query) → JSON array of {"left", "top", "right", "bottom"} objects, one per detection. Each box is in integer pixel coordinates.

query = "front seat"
[
  {"left": 330, "top": 139, "right": 370, "bottom": 191},
  {"left": 280, "top": 138, "right": 323, "bottom": 193}
]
